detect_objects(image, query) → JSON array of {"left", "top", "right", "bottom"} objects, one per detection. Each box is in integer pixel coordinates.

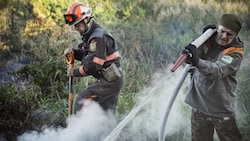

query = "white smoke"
[
  {"left": 117, "top": 66, "right": 191, "bottom": 140},
  {"left": 18, "top": 103, "right": 117, "bottom": 141},
  {"left": 17, "top": 66, "right": 191, "bottom": 141}
]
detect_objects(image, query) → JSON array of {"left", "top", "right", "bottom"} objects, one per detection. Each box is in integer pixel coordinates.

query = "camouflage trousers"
[{"left": 191, "top": 109, "right": 242, "bottom": 141}]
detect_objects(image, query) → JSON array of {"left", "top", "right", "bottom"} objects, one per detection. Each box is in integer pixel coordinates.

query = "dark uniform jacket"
[
  {"left": 185, "top": 33, "right": 244, "bottom": 118},
  {"left": 73, "top": 20, "right": 121, "bottom": 78}
]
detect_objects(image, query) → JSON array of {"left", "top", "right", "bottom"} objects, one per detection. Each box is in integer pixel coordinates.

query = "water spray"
[{"left": 103, "top": 74, "right": 171, "bottom": 141}]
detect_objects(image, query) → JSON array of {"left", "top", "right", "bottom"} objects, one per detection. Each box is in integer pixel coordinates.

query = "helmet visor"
[{"left": 64, "top": 14, "right": 77, "bottom": 25}]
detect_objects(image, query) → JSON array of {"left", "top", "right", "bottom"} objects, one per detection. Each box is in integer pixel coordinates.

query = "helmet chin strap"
[
  {"left": 81, "top": 18, "right": 93, "bottom": 35},
  {"left": 83, "top": 21, "right": 89, "bottom": 33}
]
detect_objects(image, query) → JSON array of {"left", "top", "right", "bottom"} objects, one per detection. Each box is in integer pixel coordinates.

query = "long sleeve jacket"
[
  {"left": 73, "top": 20, "right": 121, "bottom": 79},
  {"left": 185, "top": 33, "right": 244, "bottom": 117}
]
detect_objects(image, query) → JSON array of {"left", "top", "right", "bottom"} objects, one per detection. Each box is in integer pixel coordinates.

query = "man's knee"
[
  {"left": 73, "top": 89, "right": 94, "bottom": 114},
  {"left": 215, "top": 117, "right": 242, "bottom": 141}
]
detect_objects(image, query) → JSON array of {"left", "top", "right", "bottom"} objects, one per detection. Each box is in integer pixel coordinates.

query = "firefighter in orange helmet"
[{"left": 64, "top": 2, "right": 123, "bottom": 114}]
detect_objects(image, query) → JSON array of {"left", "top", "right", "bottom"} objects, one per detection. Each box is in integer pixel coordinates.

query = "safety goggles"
[{"left": 64, "top": 14, "right": 78, "bottom": 25}]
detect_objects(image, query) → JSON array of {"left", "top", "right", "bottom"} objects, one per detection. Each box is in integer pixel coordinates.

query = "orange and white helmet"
[{"left": 64, "top": 2, "right": 92, "bottom": 26}]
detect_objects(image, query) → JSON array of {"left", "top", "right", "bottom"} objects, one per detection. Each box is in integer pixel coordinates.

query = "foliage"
[{"left": 236, "top": 50, "right": 250, "bottom": 140}]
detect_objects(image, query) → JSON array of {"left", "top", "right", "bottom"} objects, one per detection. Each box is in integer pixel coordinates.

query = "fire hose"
[
  {"left": 65, "top": 50, "right": 74, "bottom": 116},
  {"left": 103, "top": 74, "right": 172, "bottom": 141},
  {"left": 158, "top": 28, "right": 216, "bottom": 141}
]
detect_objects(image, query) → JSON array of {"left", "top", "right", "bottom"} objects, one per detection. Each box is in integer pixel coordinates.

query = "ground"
[{"left": 0, "top": 96, "right": 66, "bottom": 141}]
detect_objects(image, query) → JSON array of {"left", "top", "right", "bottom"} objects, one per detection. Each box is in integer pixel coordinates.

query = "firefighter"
[
  {"left": 63, "top": 2, "right": 123, "bottom": 114},
  {"left": 183, "top": 14, "right": 244, "bottom": 141}
]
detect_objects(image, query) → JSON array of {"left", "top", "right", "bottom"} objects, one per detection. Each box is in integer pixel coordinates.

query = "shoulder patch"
[
  {"left": 221, "top": 55, "right": 233, "bottom": 64},
  {"left": 89, "top": 40, "right": 97, "bottom": 52}
]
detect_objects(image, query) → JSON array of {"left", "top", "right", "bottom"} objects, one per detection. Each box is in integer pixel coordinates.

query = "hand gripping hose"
[{"left": 170, "top": 29, "right": 216, "bottom": 72}]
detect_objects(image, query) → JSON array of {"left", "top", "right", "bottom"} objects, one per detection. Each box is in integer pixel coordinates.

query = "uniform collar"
[{"left": 81, "top": 20, "right": 102, "bottom": 41}]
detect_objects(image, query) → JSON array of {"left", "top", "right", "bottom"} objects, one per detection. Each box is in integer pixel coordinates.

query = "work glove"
[
  {"left": 203, "top": 24, "right": 216, "bottom": 33},
  {"left": 180, "top": 49, "right": 191, "bottom": 64},
  {"left": 67, "top": 68, "right": 75, "bottom": 77},
  {"left": 184, "top": 44, "right": 199, "bottom": 67}
]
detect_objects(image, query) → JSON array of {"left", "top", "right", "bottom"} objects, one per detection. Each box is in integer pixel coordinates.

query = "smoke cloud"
[
  {"left": 17, "top": 66, "right": 191, "bottom": 141},
  {"left": 18, "top": 103, "right": 117, "bottom": 141},
  {"left": 117, "top": 66, "right": 191, "bottom": 140}
]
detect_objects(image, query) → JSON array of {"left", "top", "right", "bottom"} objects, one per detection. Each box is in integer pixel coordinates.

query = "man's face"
[
  {"left": 216, "top": 25, "right": 237, "bottom": 46},
  {"left": 74, "top": 21, "right": 86, "bottom": 35}
]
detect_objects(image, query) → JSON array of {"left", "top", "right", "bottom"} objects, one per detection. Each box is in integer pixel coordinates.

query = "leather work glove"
[
  {"left": 180, "top": 49, "right": 191, "bottom": 64},
  {"left": 203, "top": 24, "right": 216, "bottom": 33},
  {"left": 184, "top": 44, "right": 200, "bottom": 67},
  {"left": 67, "top": 68, "right": 75, "bottom": 77}
]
